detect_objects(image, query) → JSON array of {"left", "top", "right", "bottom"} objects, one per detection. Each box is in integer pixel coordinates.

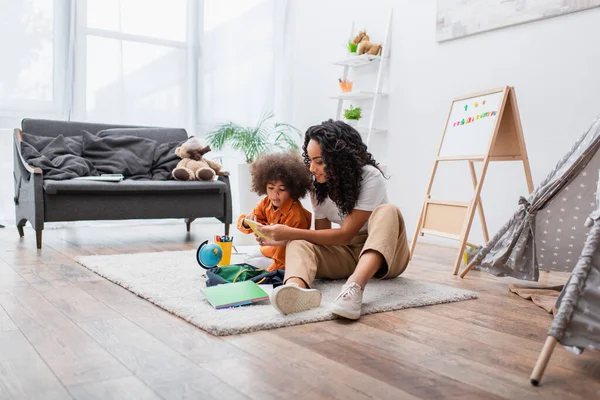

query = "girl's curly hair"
[
  {"left": 303, "top": 119, "right": 385, "bottom": 216},
  {"left": 250, "top": 151, "right": 313, "bottom": 201}
]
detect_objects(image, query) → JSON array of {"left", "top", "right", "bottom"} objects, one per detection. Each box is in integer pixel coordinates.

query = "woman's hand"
[{"left": 257, "top": 224, "right": 294, "bottom": 241}]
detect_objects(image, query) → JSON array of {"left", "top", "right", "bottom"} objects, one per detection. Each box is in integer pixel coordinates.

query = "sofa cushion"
[
  {"left": 43, "top": 179, "right": 228, "bottom": 195},
  {"left": 22, "top": 119, "right": 188, "bottom": 143},
  {"left": 22, "top": 132, "right": 83, "bottom": 156},
  {"left": 82, "top": 130, "right": 158, "bottom": 177},
  {"left": 96, "top": 127, "right": 188, "bottom": 143}
]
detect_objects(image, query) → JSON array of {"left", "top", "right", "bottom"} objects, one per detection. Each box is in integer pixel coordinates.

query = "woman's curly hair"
[
  {"left": 250, "top": 151, "right": 313, "bottom": 201},
  {"left": 303, "top": 119, "right": 385, "bottom": 216}
]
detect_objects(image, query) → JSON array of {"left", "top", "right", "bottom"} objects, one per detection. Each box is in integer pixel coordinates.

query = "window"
[
  {"left": 0, "top": 0, "right": 67, "bottom": 118},
  {"left": 77, "top": 0, "right": 197, "bottom": 129}
]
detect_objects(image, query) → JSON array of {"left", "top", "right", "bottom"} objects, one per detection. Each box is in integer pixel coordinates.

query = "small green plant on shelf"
[
  {"left": 343, "top": 105, "right": 362, "bottom": 120},
  {"left": 348, "top": 40, "right": 358, "bottom": 53}
]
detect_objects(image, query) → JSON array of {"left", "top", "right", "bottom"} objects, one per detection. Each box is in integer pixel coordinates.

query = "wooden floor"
[{"left": 0, "top": 222, "right": 599, "bottom": 400}]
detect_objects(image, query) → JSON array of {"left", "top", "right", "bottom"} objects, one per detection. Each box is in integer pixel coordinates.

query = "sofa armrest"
[
  {"left": 217, "top": 174, "right": 232, "bottom": 224},
  {"left": 14, "top": 129, "right": 43, "bottom": 178},
  {"left": 13, "top": 128, "right": 44, "bottom": 230}
]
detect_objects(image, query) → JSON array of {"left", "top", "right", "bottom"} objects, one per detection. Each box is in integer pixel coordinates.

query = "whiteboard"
[{"left": 438, "top": 90, "right": 506, "bottom": 157}]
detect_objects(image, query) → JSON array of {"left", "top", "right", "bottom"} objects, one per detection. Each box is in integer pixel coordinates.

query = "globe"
[{"left": 197, "top": 242, "right": 223, "bottom": 268}]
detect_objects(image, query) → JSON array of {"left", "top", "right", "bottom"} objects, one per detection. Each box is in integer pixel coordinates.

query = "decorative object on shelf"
[
  {"left": 339, "top": 77, "right": 353, "bottom": 92},
  {"left": 348, "top": 40, "right": 358, "bottom": 54},
  {"left": 343, "top": 105, "right": 362, "bottom": 127},
  {"left": 206, "top": 110, "right": 301, "bottom": 164},
  {"left": 353, "top": 30, "right": 382, "bottom": 56}
]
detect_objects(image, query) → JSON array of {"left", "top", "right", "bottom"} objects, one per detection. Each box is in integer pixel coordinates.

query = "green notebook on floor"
[{"left": 202, "top": 281, "right": 269, "bottom": 309}]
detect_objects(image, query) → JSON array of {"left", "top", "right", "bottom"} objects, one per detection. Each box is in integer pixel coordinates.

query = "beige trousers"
[{"left": 284, "top": 204, "right": 410, "bottom": 287}]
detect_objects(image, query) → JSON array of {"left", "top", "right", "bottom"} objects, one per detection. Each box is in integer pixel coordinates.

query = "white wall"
[{"left": 287, "top": 0, "right": 600, "bottom": 247}]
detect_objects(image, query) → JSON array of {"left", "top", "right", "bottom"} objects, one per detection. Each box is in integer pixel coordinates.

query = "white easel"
[{"left": 410, "top": 86, "right": 534, "bottom": 275}]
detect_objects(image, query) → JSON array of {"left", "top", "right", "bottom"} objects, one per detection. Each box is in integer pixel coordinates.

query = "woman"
[{"left": 258, "top": 119, "right": 410, "bottom": 320}]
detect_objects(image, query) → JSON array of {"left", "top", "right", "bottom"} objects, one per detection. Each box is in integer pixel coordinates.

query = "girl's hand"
[
  {"left": 257, "top": 224, "right": 293, "bottom": 241},
  {"left": 242, "top": 213, "right": 255, "bottom": 228}
]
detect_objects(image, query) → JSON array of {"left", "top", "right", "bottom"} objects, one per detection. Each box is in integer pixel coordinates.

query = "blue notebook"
[{"left": 202, "top": 281, "right": 269, "bottom": 309}]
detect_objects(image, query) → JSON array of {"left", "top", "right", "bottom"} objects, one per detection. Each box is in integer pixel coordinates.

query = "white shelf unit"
[
  {"left": 329, "top": 91, "right": 388, "bottom": 101},
  {"left": 333, "top": 54, "right": 382, "bottom": 68},
  {"left": 333, "top": 9, "right": 392, "bottom": 147}
]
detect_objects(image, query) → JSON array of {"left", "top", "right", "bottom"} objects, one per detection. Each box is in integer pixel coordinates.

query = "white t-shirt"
[{"left": 311, "top": 164, "right": 387, "bottom": 232}]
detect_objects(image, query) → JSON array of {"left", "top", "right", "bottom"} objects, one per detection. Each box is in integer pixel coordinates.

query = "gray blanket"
[{"left": 20, "top": 131, "right": 184, "bottom": 181}]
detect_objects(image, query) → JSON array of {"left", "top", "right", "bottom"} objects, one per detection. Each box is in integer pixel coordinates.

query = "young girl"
[{"left": 237, "top": 151, "right": 313, "bottom": 271}]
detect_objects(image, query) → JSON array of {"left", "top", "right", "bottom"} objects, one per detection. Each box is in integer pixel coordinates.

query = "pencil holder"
[{"left": 216, "top": 241, "right": 233, "bottom": 266}]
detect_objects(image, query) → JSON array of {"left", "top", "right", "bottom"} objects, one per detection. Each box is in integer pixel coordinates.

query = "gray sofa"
[{"left": 13, "top": 119, "right": 232, "bottom": 249}]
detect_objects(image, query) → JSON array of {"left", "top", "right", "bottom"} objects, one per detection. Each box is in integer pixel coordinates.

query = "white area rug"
[{"left": 76, "top": 248, "right": 477, "bottom": 336}]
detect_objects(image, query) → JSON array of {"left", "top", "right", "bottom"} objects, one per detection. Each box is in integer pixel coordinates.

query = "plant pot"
[
  {"left": 236, "top": 163, "right": 261, "bottom": 218},
  {"left": 345, "top": 119, "right": 359, "bottom": 127},
  {"left": 232, "top": 162, "right": 263, "bottom": 245}
]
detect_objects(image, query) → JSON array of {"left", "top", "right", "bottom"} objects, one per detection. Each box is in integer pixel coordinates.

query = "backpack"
[{"left": 201, "top": 263, "right": 285, "bottom": 288}]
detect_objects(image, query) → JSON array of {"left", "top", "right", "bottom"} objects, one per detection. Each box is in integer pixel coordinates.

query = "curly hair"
[
  {"left": 250, "top": 151, "right": 313, "bottom": 201},
  {"left": 303, "top": 119, "right": 384, "bottom": 216}
]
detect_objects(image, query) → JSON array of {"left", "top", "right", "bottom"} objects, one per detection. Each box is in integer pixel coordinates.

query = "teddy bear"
[
  {"left": 353, "top": 30, "right": 382, "bottom": 56},
  {"left": 172, "top": 136, "right": 228, "bottom": 181}
]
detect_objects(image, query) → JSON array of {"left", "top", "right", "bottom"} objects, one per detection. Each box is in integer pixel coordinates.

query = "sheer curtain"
[
  {"left": 200, "top": 0, "right": 293, "bottom": 220},
  {"left": 0, "top": 0, "right": 71, "bottom": 226},
  {"left": 72, "top": 0, "right": 200, "bottom": 130},
  {"left": 0, "top": 0, "right": 290, "bottom": 226},
  {"left": 200, "top": 0, "right": 291, "bottom": 138},
  {"left": 0, "top": 0, "right": 203, "bottom": 226}
]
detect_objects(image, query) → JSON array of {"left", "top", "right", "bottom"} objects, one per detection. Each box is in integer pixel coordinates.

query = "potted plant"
[
  {"left": 348, "top": 40, "right": 358, "bottom": 54},
  {"left": 206, "top": 110, "right": 301, "bottom": 164},
  {"left": 205, "top": 110, "right": 303, "bottom": 222},
  {"left": 343, "top": 105, "right": 362, "bottom": 127}
]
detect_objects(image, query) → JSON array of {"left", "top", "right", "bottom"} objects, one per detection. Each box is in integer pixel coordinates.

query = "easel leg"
[
  {"left": 409, "top": 197, "right": 428, "bottom": 259},
  {"left": 410, "top": 161, "right": 440, "bottom": 260},
  {"left": 469, "top": 161, "right": 489, "bottom": 242},
  {"left": 459, "top": 258, "right": 477, "bottom": 278},
  {"left": 453, "top": 196, "right": 480, "bottom": 275},
  {"left": 530, "top": 336, "right": 558, "bottom": 386},
  {"left": 453, "top": 241, "right": 468, "bottom": 275}
]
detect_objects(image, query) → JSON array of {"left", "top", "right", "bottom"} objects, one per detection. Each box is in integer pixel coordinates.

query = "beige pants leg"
[{"left": 284, "top": 204, "right": 410, "bottom": 287}]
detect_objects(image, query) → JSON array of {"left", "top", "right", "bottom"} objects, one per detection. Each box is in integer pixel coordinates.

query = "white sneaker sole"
[
  {"left": 329, "top": 302, "right": 361, "bottom": 320},
  {"left": 270, "top": 285, "right": 322, "bottom": 315}
]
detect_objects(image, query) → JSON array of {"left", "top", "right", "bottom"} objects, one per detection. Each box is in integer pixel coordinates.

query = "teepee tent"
[
  {"left": 530, "top": 177, "right": 600, "bottom": 385},
  {"left": 462, "top": 115, "right": 600, "bottom": 281}
]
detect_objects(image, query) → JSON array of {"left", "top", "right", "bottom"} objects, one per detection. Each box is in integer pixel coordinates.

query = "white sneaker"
[
  {"left": 329, "top": 282, "right": 363, "bottom": 320},
  {"left": 270, "top": 282, "right": 322, "bottom": 315}
]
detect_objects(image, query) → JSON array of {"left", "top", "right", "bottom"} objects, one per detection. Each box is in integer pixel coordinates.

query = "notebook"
[
  {"left": 243, "top": 218, "right": 274, "bottom": 240},
  {"left": 73, "top": 174, "right": 124, "bottom": 182},
  {"left": 202, "top": 280, "right": 269, "bottom": 309}
]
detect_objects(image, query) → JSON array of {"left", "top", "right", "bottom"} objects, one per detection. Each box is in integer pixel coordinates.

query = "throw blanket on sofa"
[{"left": 20, "top": 131, "right": 185, "bottom": 181}]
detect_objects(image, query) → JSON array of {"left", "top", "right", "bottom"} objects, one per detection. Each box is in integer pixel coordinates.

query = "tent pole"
[{"left": 530, "top": 335, "right": 558, "bottom": 386}]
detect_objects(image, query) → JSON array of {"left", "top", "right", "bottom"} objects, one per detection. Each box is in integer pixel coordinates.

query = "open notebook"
[{"left": 201, "top": 281, "right": 269, "bottom": 309}]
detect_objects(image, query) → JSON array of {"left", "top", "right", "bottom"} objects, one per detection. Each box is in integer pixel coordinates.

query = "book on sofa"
[{"left": 72, "top": 174, "right": 124, "bottom": 182}]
